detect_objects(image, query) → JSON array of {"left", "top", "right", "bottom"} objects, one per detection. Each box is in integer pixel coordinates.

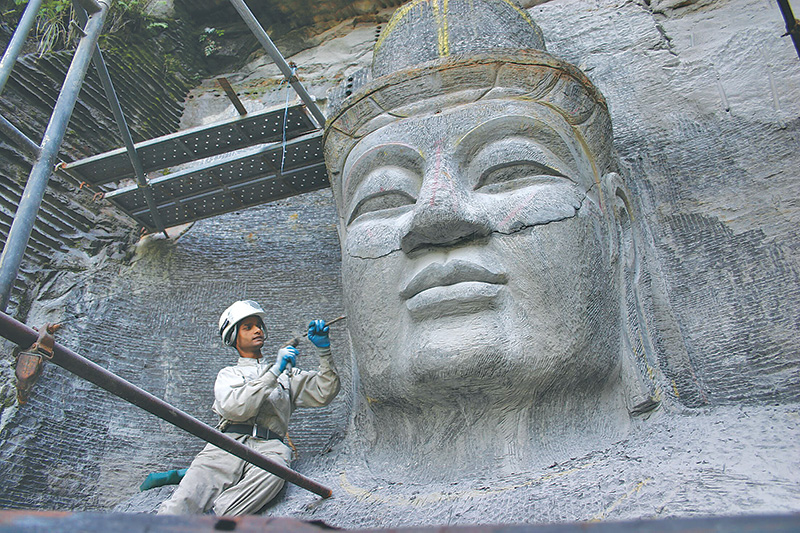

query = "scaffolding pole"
[
  {"left": 777, "top": 0, "right": 800, "bottom": 59},
  {"left": 74, "top": 6, "right": 169, "bottom": 237},
  {"left": 0, "top": 1, "right": 111, "bottom": 313},
  {"left": 0, "top": 0, "right": 44, "bottom": 95},
  {"left": 0, "top": 114, "right": 41, "bottom": 160},
  {"left": 228, "top": 0, "right": 326, "bottom": 127},
  {"left": 0, "top": 311, "right": 333, "bottom": 498}
]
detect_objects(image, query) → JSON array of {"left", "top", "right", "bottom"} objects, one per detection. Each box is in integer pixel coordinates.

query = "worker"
[{"left": 157, "top": 299, "right": 340, "bottom": 516}]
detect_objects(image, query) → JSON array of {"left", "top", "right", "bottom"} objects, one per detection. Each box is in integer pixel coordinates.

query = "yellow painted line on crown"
[
  {"left": 431, "top": 0, "right": 441, "bottom": 55},
  {"left": 499, "top": 0, "right": 539, "bottom": 31},
  {"left": 439, "top": 0, "right": 450, "bottom": 57},
  {"left": 377, "top": 0, "right": 539, "bottom": 55},
  {"left": 375, "top": 0, "right": 428, "bottom": 53}
]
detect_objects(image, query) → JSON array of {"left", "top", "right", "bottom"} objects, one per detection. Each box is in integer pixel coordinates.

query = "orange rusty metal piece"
[{"left": 14, "top": 323, "right": 59, "bottom": 404}]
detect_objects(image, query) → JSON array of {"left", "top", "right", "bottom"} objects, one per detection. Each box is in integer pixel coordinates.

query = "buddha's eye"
[
  {"left": 347, "top": 190, "right": 416, "bottom": 225},
  {"left": 345, "top": 162, "right": 420, "bottom": 225},
  {"left": 475, "top": 160, "right": 568, "bottom": 193}
]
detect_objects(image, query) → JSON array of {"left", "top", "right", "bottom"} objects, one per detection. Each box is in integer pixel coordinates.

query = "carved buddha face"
[{"left": 336, "top": 97, "right": 623, "bottom": 405}]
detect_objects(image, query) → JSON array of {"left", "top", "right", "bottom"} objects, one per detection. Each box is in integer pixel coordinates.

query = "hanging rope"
[{"left": 279, "top": 62, "right": 298, "bottom": 175}]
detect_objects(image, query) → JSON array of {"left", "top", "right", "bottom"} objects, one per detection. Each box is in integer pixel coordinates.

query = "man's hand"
[
  {"left": 273, "top": 345, "right": 298, "bottom": 374},
  {"left": 307, "top": 319, "right": 330, "bottom": 348}
]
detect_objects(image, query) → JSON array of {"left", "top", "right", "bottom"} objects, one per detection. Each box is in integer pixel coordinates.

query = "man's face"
[
  {"left": 235, "top": 315, "right": 266, "bottom": 357},
  {"left": 337, "top": 99, "right": 621, "bottom": 403}
]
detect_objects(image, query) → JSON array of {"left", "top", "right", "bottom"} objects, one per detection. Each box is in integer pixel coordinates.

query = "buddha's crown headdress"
[{"left": 323, "top": 0, "right": 614, "bottom": 202}]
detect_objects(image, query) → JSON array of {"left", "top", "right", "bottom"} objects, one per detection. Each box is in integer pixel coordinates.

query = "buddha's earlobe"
[{"left": 601, "top": 172, "right": 629, "bottom": 265}]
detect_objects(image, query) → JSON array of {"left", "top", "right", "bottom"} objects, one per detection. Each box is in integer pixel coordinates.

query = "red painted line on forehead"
[
  {"left": 499, "top": 188, "right": 541, "bottom": 229},
  {"left": 430, "top": 141, "right": 444, "bottom": 206}
]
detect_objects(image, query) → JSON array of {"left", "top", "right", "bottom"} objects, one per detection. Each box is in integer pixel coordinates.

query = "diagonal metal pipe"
[
  {"left": 777, "top": 0, "right": 800, "bottom": 59},
  {"left": 0, "top": 0, "right": 44, "bottom": 96},
  {"left": 0, "top": 1, "right": 109, "bottom": 313},
  {"left": 73, "top": 5, "right": 169, "bottom": 237},
  {"left": 0, "top": 311, "right": 333, "bottom": 498},
  {"left": 228, "top": 0, "right": 326, "bottom": 127},
  {"left": 0, "top": 114, "right": 41, "bottom": 160}
]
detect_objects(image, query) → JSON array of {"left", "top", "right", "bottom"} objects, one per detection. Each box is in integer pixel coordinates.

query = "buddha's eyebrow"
[
  {"left": 453, "top": 114, "right": 577, "bottom": 169},
  {"left": 343, "top": 142, "right": 424, "bottom": 202}
]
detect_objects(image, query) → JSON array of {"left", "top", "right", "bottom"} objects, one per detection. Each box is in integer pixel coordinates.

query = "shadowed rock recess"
[{"left": 0, "top": 0, "right": 799, "bottom": 528}]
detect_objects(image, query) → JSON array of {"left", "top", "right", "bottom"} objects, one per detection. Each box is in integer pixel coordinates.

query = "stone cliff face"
[{"left": 0, "top": 0, "right": 798, "bottom": 525}]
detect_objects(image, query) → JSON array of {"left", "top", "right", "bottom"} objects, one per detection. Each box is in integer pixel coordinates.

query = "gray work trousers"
[{"left": 156, "top": 434, "right": 292, "bottom": 516}]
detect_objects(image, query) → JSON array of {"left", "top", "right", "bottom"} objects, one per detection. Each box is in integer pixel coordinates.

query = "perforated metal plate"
[
  {"left": 63, "top": 104, "right": 319, "bottom": 186},
  {"left": 104, "top": 131, "right": 328, "bottom": 230}
]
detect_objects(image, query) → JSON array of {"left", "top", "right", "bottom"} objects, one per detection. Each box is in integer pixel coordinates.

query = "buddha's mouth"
[
  {"left": 400, "top": 260, "right": 507, "bottom": 318},
  {"left": 400, "top": 259, "right": 507, "bottom": 300}
]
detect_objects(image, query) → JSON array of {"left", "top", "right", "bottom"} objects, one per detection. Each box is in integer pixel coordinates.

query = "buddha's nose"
[{"left": 400, "top": 164, "right": 491, "bottom": 255}]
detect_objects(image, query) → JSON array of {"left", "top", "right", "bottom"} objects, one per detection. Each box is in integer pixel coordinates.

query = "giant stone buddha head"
[{"left": 323, "top": 0, "right": 648, "bottom": 462}]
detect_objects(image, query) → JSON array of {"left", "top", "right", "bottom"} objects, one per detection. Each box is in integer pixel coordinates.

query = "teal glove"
[
  {"left": 140, "top": 468, "right": 187, "bottom": 491},
  {"left": 308, "top": 319, "right": 330, "bottom": 348}
]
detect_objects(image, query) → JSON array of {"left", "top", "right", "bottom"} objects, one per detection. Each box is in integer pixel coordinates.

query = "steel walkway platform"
[
  {"left": 62, "top": 103, "right": 327, "bottom": 232},
  {"left": 104, "top": 131, "right": 326, "bottom": 230}
]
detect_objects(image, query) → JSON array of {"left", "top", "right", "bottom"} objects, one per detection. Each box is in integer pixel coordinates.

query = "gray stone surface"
[
  {"left": 271, "top": 0, "right": 799, "bottom": 526},
  {"left": 268, "top": 403, "right": 800, "bottom": 527},
  {"left": 533, "top": 0, "right": 800, "bottom": 406}
]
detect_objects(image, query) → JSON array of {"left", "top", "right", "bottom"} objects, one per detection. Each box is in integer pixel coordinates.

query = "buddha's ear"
[
  {"left": 601, "top": 172, "right": 633, "bottom": 267},
  {"left": 602, "top": 172, "right": 656, "bottom": 413}
]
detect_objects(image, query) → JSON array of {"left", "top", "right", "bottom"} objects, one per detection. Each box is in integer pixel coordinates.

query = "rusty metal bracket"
[
  {"left": 217, "top": 77, "right": 248, "bottom": 116},
  {"left": 14, "top": 323, "right": 59, "bottom": 404}
]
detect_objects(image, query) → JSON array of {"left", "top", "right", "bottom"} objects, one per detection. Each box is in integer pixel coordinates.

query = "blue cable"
[{"left": 280, "top": 65, "right": 298, "bottom": 175}]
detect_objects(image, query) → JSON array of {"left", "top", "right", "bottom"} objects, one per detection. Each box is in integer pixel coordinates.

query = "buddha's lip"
[{"left": 400, "top": 260, "right": 507, "bottom": 300}]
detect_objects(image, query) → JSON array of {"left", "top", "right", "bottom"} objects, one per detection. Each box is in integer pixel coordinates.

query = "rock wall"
[
  {"left": 0, "top": 2, "right": 206, "bottom": 508},
  {"left": 533, "top": 0, "right": 800, "bottom": 406},
  {"left": 0, "top": 192, "right": 348, "bottom": 510},
  {"left": 0, "top": 0, "right": 798, "bottom": 524}
]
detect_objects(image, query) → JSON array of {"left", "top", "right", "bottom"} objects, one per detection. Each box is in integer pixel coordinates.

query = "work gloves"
[
  {"left": 269, "top": 320, "right": 328, "bottom": 376},
  {"left": 272, "top": 345, "right": 298, "bottom": 375},
  {"left": 308, "top": 319, "right": 330, "bottom": 348}
]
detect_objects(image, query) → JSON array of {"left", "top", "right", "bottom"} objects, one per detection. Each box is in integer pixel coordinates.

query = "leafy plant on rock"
[{"left": 1, "top": 0, "right": 169, "bottom": 56}]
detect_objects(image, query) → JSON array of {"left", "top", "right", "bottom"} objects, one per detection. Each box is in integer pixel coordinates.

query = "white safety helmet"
[{"left": 218, "top": 300, "right": 268, "bottom": 347}]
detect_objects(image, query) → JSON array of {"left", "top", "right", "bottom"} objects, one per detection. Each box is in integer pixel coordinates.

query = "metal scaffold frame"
[
  {"left": 0, "top": 0, "right": 109, "bottom": 313},
  {"left": 0, "top": 0, "right": 327, "bottom": 313},
  {"left": 0, "top": 0, "right": 330, "bottom": 497}
]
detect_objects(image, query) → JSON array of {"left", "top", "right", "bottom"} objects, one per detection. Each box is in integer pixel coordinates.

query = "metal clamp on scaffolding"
[{"left": 14, "top": 323, "right": 58, "bottom": 404}]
